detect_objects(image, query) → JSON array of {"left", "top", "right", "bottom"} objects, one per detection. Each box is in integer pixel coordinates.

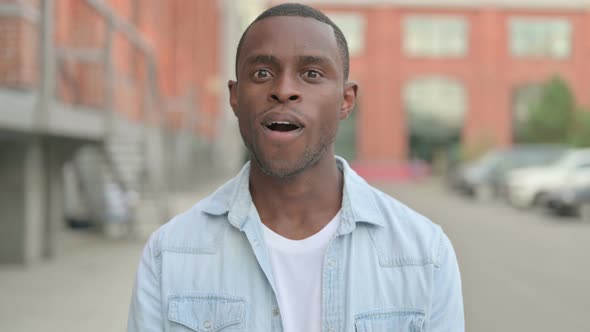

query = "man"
[{"left": 128, "top": 3, "right": 464, "bottom": 331}]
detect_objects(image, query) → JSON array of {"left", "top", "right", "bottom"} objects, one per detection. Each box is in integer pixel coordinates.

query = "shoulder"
[
  {"left": 146, "top": 193, "right": 231, "bottom": 255},
  {"left": 146, "top": 168, "right": 249, "bottom": 253},
  {"left": 338, "top": 157, "right": 446, "bottom": 267},
  {"left": 362, "top": 183, "right": 446, "bottom": 267}
]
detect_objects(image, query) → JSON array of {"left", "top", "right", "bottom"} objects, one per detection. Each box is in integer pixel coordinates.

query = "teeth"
[{"left": 264, "top": 121, "right": 301, "bottom": 132}]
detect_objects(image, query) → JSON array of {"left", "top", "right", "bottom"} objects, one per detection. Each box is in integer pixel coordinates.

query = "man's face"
[{"left": 229, "top": 16, "right": 357, "bottom": 178}]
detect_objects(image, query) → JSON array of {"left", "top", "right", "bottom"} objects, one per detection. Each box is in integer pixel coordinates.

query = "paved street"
[
  {"left": 376, "top": 179, "right": 590, "bottom": 332},
  {"left": 0, "top": 230, "right": 145, "bottom": 332},
  {"left": 0, "top": 187, "right": 217, "bottom": 332},
  {"left": 1, "top": 179, "right": 589, "bottom": 331}
]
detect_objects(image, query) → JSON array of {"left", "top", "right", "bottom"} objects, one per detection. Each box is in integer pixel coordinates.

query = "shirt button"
[
  {"left": 272, "top": 307, "right": 280, "bottom": 316},
  {"left": 252, "top": 239, "right": 260, "bottom": 247},
  {"left": 328, "top": 328, "right": 336, "bottom": 332},
  {"left": 328, "top": 258, "right": 337, "bottom": 267},
  {"left": 203, "top": 320, "right": 212, "bottom": 329}
]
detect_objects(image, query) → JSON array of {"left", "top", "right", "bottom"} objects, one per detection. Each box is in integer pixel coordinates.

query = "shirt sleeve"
[
  {"left": 428, "top": 232, "right": 465, "bottom": 331},
  {"left": 127, "top": 232, "right": 163, "bottom": 332}
]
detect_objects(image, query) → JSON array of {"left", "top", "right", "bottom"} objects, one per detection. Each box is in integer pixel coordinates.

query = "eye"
[
  {"left": 302, "top": 69, "right": 323, "bottom": 80},
  {"left": 252, "top": 69, "right": 273, "bottom": 81}
]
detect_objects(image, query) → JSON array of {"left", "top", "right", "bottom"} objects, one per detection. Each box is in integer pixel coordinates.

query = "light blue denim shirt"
[{"left": 128, "top": 157, "right": 464, "bottom": 332}]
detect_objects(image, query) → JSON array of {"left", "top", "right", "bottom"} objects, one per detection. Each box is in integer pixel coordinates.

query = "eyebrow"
[
  {"left": 297, "top": 55, "right": 332, "bottom": 68},
  {"left": 245, "top": 55, "right": 280, "bottom": 67},
  {"left": 243, "top": 54, "right": 334, "bottom": 68}
]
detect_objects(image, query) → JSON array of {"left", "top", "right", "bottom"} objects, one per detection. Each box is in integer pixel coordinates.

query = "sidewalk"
[
  {"left": 0, "top": 231, "right": 144, "bottom": 332},
  {"left": 0, "top": 187, "right": 216, "bottom": 332}
]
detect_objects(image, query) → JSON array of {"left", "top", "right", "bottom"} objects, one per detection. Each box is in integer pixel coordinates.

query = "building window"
[
  {"left": 403, "top": 15, "right": 468, "bottom": 57},
  {"left": 404, "top": 77, "right": 466, "bottom": 135},
  {"left": 404, "top": 77, "right": 466, "bottom": 162},
  {"left": 509, "top": 17, "right": 572, "bottom": 59},
  {"left": 327, "top": 12, "right": 366, "bottom": 56}
]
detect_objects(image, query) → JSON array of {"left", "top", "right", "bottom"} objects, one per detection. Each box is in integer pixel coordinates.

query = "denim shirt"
[{"left": 128, "top": 157, "right": 464, "bottom": 332}]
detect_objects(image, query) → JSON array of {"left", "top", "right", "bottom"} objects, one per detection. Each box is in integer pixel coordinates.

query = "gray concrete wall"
[
  {"left": 0, "top": 134, "right": 82, "bottom": 264},
  {"left": 0, "top": 138, "right": 27, "bottom": 263},
  {"left": 0, "top": 137, "right": 46, "bottom": 264},
  {"left": 23, "top": 138, "right": 46, "bottom": 263}
]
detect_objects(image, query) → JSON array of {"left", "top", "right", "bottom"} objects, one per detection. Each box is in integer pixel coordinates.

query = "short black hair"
[{"left": 235, "top": 3, "right": 350, "bottom": 81}]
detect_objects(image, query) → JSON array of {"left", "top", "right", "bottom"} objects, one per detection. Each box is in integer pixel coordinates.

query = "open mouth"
[{"left": 264, "top": 121, "right": 302, "bottom": 132}]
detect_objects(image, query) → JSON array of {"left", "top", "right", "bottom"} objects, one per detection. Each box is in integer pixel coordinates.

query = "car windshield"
[
  {"left": 520, "top": 148, "right": 567, "bottom": 165},
  {"left": 551, "top": 151, "right": 590, "bottom": 169},
  {"left": 492, "top": 146, "right": 566, "bottom": 174}
]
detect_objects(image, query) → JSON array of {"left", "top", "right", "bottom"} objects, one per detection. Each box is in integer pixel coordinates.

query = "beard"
[{"left": 244, "top": 127, "right": 337, "bottom": 179}]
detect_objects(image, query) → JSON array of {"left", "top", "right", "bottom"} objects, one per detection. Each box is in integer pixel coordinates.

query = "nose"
[{"left": 269, "top": 74, "right": 301, "bottom": 103}]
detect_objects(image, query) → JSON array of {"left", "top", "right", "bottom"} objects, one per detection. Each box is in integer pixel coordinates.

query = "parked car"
[
  {"left": 451, "top": 144, "right": 566, "bottom": 200},
  {"left": 506, "top": 148, "right": 590, "bottom": 208},
  {"left": 543, "top": 185, "right": 590, "bottom": 216}
]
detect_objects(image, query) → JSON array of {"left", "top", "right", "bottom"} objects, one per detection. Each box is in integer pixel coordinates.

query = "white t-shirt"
[{"left": 261, "top": 211, "right": 341, "bottom": 332}]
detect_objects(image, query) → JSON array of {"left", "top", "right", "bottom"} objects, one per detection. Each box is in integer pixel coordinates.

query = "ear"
[
  {"left": 339, "top": 81, "right": 358, "bottom": 120},
  {"left": 228, "top": 80, "right": 238, "bottom": 117}
]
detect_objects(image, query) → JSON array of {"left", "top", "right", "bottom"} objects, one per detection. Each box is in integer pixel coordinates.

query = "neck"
[{"left": 249, "top": 155, "right": 343, "bottom": 240}]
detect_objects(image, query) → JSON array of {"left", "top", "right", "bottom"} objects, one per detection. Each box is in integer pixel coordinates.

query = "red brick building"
[
  {"left": 1, "top": 0, "right": 589, "bottom": 262},
  {"left": 1, "top": 0, "right": 224, "bottom": 133},
  {"left": 286, "top": 0, "right": 590, "bottom": 165},
  {"left": 0, "top": 0, "right": 245, "bottom": 263},
  {"left": 54, "top": 0, "right": 222, "bottom": 135}
]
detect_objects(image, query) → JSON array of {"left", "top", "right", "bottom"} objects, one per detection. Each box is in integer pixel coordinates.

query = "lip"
[
  {"left": 259, "top": 109, "right": 306, "bottom": 128},
  {"left": 258, "top": 108, "right": 306, "bottom": 143},
  {"left": 261, "top": 123, "right": 304, "bottom": 143}
]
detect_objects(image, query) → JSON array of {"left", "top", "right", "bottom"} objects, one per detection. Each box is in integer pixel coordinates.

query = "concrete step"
[{"left": 105, "top": 136, "right": 145, "bottom": 192}]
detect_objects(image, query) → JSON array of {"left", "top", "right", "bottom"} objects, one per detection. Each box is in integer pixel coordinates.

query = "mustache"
[{"left": 260, "top": 105, "right": 303, "bottom": 117}]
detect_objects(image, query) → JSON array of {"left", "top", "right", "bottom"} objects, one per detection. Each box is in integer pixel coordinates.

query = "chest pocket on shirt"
[
  {"left": 354, "top": 308, "right": 425, "bottom": 332},
  {"left": 168, "top": 294, "right": 245, "bottom": 332}
]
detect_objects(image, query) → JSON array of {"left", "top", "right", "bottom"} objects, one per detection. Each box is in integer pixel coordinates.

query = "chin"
[
  {"left": 248, "top": 141, "right": 330, "bottom": 179},
  {"left": 257, "top": 158, "right": 306, "bottom": 179}
]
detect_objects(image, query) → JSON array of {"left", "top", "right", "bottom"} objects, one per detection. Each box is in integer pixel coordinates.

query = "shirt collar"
[{"left": 201, "top": 156, "right": 384, "bottom": 231}]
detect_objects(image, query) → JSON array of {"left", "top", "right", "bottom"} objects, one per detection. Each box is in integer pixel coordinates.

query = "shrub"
[
  {"left": 568, "top": 108, "right": 590, "bottom": 148},
  {"left": 523, "top": 76, "right": 575, "bottom": 144}
]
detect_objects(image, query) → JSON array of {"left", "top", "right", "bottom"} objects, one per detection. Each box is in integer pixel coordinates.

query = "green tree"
[
  {"left": 523, "top": 76, "right": 576, "bottom": 143},
  {"left": 568, "top": 108, "right": 590, "bottom": 147}
]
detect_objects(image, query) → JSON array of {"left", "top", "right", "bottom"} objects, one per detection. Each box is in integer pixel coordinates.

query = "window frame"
[
  {"left": 403, "top": 14, "right": 470, "bottom": 58},
  {"left": 508, "top": 16, "right": 573, "bottom": 59}
]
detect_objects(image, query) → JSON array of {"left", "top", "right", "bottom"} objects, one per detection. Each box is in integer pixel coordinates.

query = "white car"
[{"left": 506, "top": 148, "right": 590, "bottom": 208}]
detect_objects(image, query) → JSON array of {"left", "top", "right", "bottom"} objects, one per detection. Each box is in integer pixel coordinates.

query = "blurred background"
[{"left": 1, "top": 0, "right": 589, "bottom": 331}]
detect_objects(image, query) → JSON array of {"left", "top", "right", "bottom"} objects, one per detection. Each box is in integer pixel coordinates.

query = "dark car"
[
  {"left": 543, "top": 185, "right": 590, "bottom": 216},
  {"left": 451, "top": 144, "right": 567, "bottom": 201}
]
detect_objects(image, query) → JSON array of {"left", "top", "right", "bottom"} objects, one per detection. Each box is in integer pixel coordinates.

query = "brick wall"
[
  {"left": 55, "top": 0, "right": 106, "bottom": 107},
  {"left": 316, "top": 5, "right": 590, "bottom": 162},
  {"left": 2, "top": 0, "right": 222, "bottom": 137},
  {"left": 0, "top": 1, "right": 39, "bottom": 89},
  {"left": 135, "top": 0, "right": 221, "bottom": 136}
]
